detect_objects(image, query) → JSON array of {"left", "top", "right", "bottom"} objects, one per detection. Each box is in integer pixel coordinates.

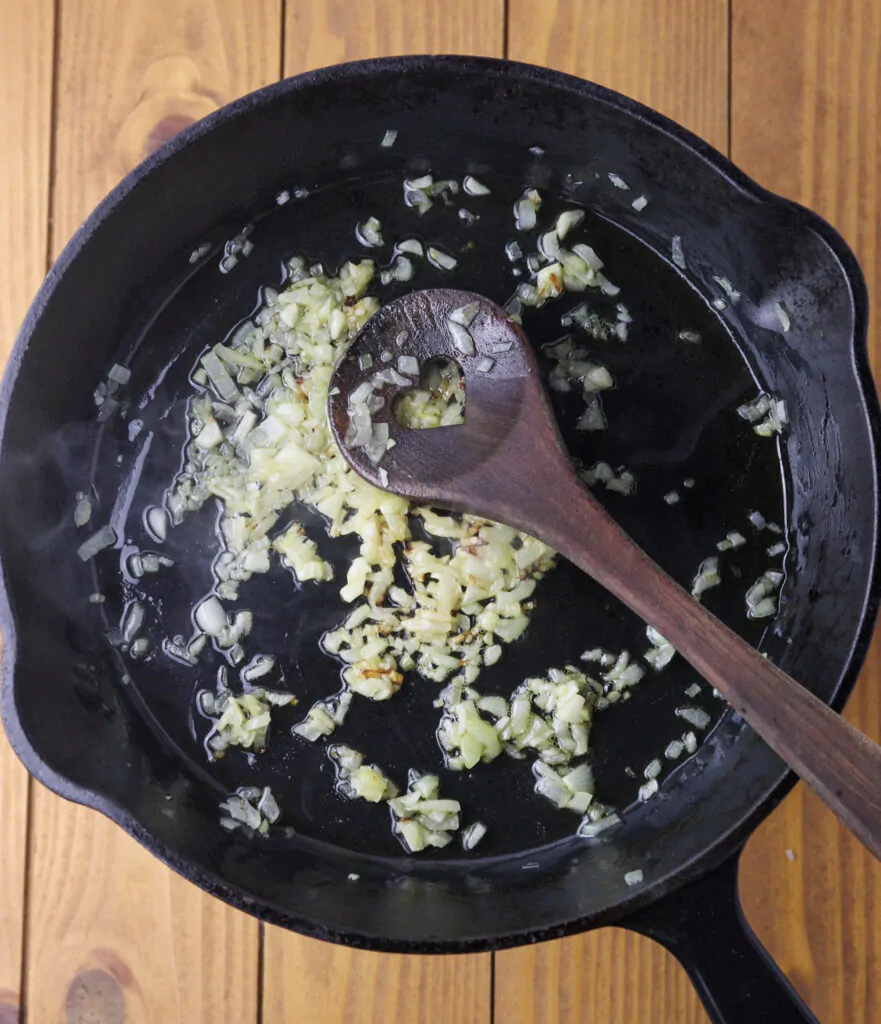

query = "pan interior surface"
[{"left": 0, "top": 58, "right": 876, "bottom": 948}]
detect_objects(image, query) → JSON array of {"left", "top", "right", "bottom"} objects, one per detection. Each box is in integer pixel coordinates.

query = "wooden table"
[{"left": 1, "top": 1, "right": 879, "bottom": 1021}]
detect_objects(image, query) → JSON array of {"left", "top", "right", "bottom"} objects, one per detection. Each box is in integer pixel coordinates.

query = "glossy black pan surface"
[{"left": 0, "top": 56, "right": 878, "bottom": 1023}]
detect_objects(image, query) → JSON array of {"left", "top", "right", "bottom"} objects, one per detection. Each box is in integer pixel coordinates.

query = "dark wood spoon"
[{"left": 329, "top": 288, "right": 881, "bottom": 861}]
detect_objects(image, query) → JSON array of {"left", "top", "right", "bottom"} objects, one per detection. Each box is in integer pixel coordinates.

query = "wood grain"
[
  {"left": 263, "top": 938, "right": 491, "bottom": 1024},
  {"left": 23, "top": 2, "right": 281, "bottom": 1021},
  {"left": 507, "top": 0, "right": 729, "bottom": 152},
  {"left": 0, "top": 0, "right": 55, "bottom": 1018},
  {"left": 49, "top": 0, "right": 282, "bottom": 262},
  {"left": 260, "top": 7, "right": 504, "bottom": 1023},
  {"left": 284, "top": 0, "right": 505, "bottom": 70},
  {"left": 495, "top": 928, "right": 710, "bottom": 1024},
  {"left": 733, "top": 1, "right": 881, "bottom": 1020}
]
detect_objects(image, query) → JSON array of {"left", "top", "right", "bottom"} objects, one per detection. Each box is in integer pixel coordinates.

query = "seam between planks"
[
  {"left": 727, "top": 0, "right": 733, "bottom": 159},
  {"left": 19, "top": 0, "right": 62, "bottom": 1016}
]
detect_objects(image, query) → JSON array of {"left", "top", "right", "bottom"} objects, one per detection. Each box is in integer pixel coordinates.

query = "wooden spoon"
[{"left": 329, "top": 288, "right": 881, "bottom": 860}]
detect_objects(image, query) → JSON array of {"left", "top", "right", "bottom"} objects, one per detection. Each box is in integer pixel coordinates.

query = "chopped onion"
[
  {"left": 578, "top": 813, "right": 621, "bottom": 838},
  {"left": 257, "top": 787, "right": 281, "bottom": 823},
  {"left": 356, "top": 217, "right": 384, "bottom": 248},
  {"left": 671, "top": 235, "right": 686, "bottom": 269},
  {"left": 678, "top": 330, "right": 701, "bottom": 343},
  {"left": 625, "top": 869, "right": 644, "bottom": 886},
  {"left": 428, "top": 247, "right": 458, "bottom": 271},
  {"left": 447, "top": 320, "right": 475, "bottom": 355},
  {"left": 201, "top": 349, "right": 239, "bottom": 402},
  {"left": 665, "top": 739, "right": 684, "bottom": 760},
  {"left": 145, "top": 505, "right": 168, "bottom": 542},
  {"left": 463, "top": 175, "right": 491, "bottom": 196},
  {"left": 406, "top": 174, "right": 433, "bottom": 190},
  {"left": 608, "top": 172, "right": 629, "bottom": 190},
  {"left": 130, "top": 638, "right": 151, "bottom": 659},
  {"left": 638, "top": 779, "right": 659, "bottom": 801},
  {"left": 664, "top": 491, "right": 680, "bottom": 505},
  {"left": 449, "top": 302, "right": 479, "bottom": 327},
  {"left": 514, "top": 199, "right": 537, "bottom": 231},
  {"left": 73, "top": 492, "right": 93, "bottom": 527},
  {"left": 692, "top": 557, "right": 721, "bottom": 598},
  {"left": 397, "top": 355, "right": 420, "bottom": 376},
  {"left": 462, "top": 821, "right": 487, "bottom": 849},
  {"left": 241, "top": 654, "right": 275, "bottom": 683},
  {"left": 189, "top": 242, "right": 211, "bottom": 262},
  {"left": 775, "top": 301, "right": 791, "bottom": 332},
  {"left": 539, "top": 230, "right": 561, "bottom": 260},
  {"left": 713, "top": 276, "right": 741, "bottom": 304},
  {"left": 555, "top": 209, "right": 584, "bottom": 240},
  {"left": 746, "top": 570, "right": 783, "bottom": 618},
  {"left": 77, "top": 525, "right": 116, "bottom": 561},
  {"left": 276, "top": 190, "right": 290, "bottom": 205},
  {"left": 676, "top": 706, "right": 711, "bottom": 730},
  {"left": 381, "top": 129, "right": 398, "bottom": 148},
  {"left": 404, "top": 187, "right": 433, "bottom": 215},
  {"left": 476, "top": 357, "right": 495, "bottom": 373},
  {"left": 195, "top": 596, "right": 228, "bottom": 637},
  {"left": 350, "top": 380, "right": 374, "bottom": 404},
  {"left": 121, "top": 601, "right": 145, "bottom": 643},
  {"left": 397, "top": 238, "right": 423, "bottom": 256},
  {"left": 505, "top": 240, "right": 523, "bottom": 262},
  {"left": 631, "top": 195, "right": 648, "bottom": 211}
]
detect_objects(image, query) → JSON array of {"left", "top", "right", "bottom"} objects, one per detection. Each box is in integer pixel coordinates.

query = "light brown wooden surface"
[
  {"left": 0, "top": 2, "right": 879, "bottom": 1023},
  {"left": 263, "top": 936, "right": 492, "bottom": 1024},
  {"left": 507, "top": 0, "right": 729, "bottom": 152},
  {"left": 285, "top": 0, "right": 505, "bottom": 68},
  {"left": 0, "top": 1, "right": 55, "bottom": 1020},
  {"left": 259, "top": 6, "right": 503, "bottom": 1020},
  {"left": 20, "top": 2, "right": 280, "bottom": 1022},
  {"left": 733, "top": 2, "right": 881, "bottom": 1021}
]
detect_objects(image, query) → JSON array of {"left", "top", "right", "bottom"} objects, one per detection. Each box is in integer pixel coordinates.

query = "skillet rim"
[{"left": 0, "top": 54, "right": 878, "bottom": 952}]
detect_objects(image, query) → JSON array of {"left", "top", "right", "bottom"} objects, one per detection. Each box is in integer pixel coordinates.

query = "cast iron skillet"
[{"left": 0, "top": 57, "right": 878, "bottom": 1024}]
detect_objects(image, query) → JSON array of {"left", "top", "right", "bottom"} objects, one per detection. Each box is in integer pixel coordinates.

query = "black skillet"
[{"left": 0, "top": 57, "right": 878, "bottom": 1024}]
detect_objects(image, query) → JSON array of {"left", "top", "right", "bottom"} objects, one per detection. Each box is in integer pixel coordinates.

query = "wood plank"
[
  {"left": 507, "top": 0, "right": 729, "bottom": 153},
  {"left": 0, "top": 0, "right": 55, "bottom": 1018},
  {"left": 24, "top": 2, "right": 281, "bottom": 1021},
  {"left": 732, "top": 2, "right": 881, "bottom": 1020},
  {"left": 495, "top": 929, "right": 710, "bottom": 1024},
  {"left": 499, "top": 3, "right": 728, "bottom": 1022},
  {"left": 284, "top": 0, "right": 505, "bottom": 68},
  {"left": 261, "top": 6, "right": 504, "bottom": 1022},
  {"left": 263, "top": 938, "right": 492, "bottom": 1024}
]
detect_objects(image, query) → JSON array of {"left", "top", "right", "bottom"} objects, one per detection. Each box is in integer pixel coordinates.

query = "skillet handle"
[{"left": 622, "top": 851, "right": 820, "bottom": 1024}]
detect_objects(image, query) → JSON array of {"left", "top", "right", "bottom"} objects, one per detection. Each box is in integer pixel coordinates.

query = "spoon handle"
[{"left": 529, "top": 469, "right": 881, "bottom": 861}]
